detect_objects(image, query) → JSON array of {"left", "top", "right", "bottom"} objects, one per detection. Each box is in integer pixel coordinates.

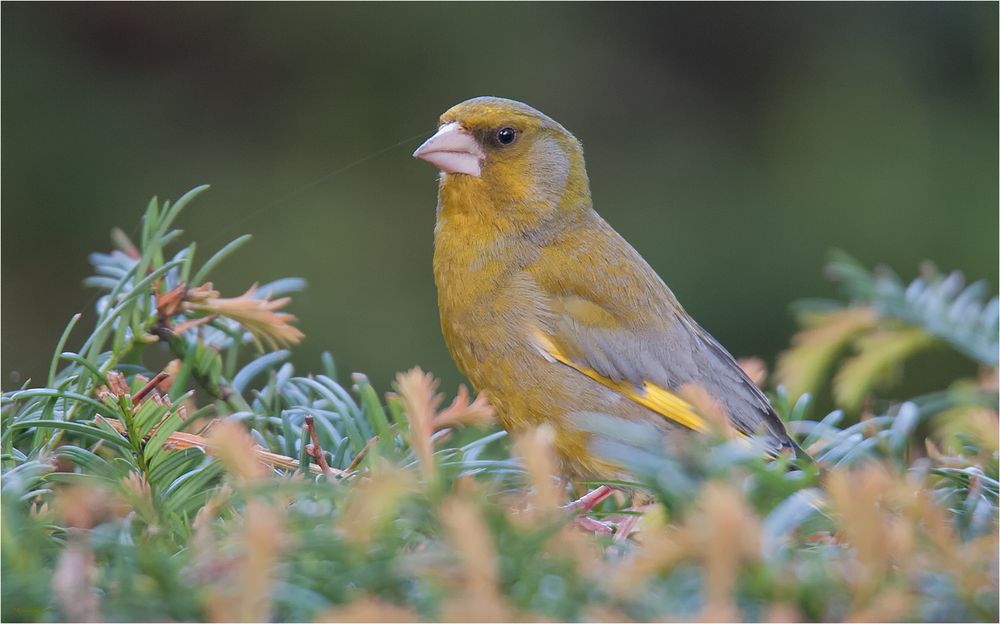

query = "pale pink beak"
[{"left": 412, "top": 122, "right": 485, "bottom": 177}]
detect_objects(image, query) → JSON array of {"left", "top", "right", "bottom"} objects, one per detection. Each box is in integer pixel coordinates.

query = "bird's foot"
[
  {"left": 563, "top": 485, "right": 615, "bottom": 514},
  {"left": 564, "top": 485, "right": 618, "bottom": 535},
  {"left": 573, "top": 514, "right": 614, "bottom": 535},
  {"left": 612, "top": 512, "right": 641, "bottom": 542}
]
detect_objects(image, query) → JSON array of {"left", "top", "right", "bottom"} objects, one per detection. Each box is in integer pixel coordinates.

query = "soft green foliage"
[
  {"left": 778, "top": 250, "right": 998, "bottom": 410},
  {"left": 2, "top": 189, "right": 997, "bottom": 622}
]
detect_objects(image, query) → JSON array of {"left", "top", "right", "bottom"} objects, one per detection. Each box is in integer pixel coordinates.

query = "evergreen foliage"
[{"left": 2, "top": 189, "right": 997, "bottom": 622}]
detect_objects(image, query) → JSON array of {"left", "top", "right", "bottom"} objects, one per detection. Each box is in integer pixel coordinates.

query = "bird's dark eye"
[{"left": 495, "top": 127, "right": 517, "bottom": 146}]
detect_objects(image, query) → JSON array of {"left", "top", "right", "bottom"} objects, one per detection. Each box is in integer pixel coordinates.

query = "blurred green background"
[{"left": 3, "top": 3, "right": 997, "bottom": 393}]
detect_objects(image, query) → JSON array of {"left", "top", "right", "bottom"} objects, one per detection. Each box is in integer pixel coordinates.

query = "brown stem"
[
  {"left": 343, "top": 436, "right": 378, "bottom": 474},
  {"left": 133, "top": 372, "right": 170, "bottom": 404},
  {"left": 304, "top": 415, "right": 338, "bottom": 479}
]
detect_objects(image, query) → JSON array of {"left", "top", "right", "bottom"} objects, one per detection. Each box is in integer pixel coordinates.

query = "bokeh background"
[{"left": 3, "top": 3, "right": 997, "bottom": 393}]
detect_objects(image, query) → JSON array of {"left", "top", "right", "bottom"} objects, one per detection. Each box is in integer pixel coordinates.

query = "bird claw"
[
  {"left": 563, "top": 485, "right": 615, "bottom": 514},
  {"left": 564, "top": 485, "right": 622, "bottom": 536},
  {"left": 573, "top": 515, "right": 614, "bottom": 535},
  {"left": 612, "top": 513, "right": 641, "bottom": 542}
]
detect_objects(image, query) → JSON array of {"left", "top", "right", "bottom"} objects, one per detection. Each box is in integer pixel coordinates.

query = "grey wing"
[{"left": 675, "top": 313, "right": 801, "bottom": 454}]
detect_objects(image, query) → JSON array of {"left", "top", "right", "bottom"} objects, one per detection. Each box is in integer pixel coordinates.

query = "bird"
[{"left": 412, "top": 96, "right": 806, "bottom": 500}]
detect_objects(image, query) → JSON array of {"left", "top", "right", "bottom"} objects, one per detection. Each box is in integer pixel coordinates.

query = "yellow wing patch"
[{"left": 534, "top": 331, "right": 709, "bottom": 433}]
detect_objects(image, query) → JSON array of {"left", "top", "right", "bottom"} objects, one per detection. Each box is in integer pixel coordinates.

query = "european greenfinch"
[{"left": 413, "top": 96, "right": 805, "bottom": 482}]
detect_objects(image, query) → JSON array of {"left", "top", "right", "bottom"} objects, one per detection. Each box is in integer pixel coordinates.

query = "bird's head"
[{"left": 413, "top": 97, "right": 591, "bottom": 219}]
